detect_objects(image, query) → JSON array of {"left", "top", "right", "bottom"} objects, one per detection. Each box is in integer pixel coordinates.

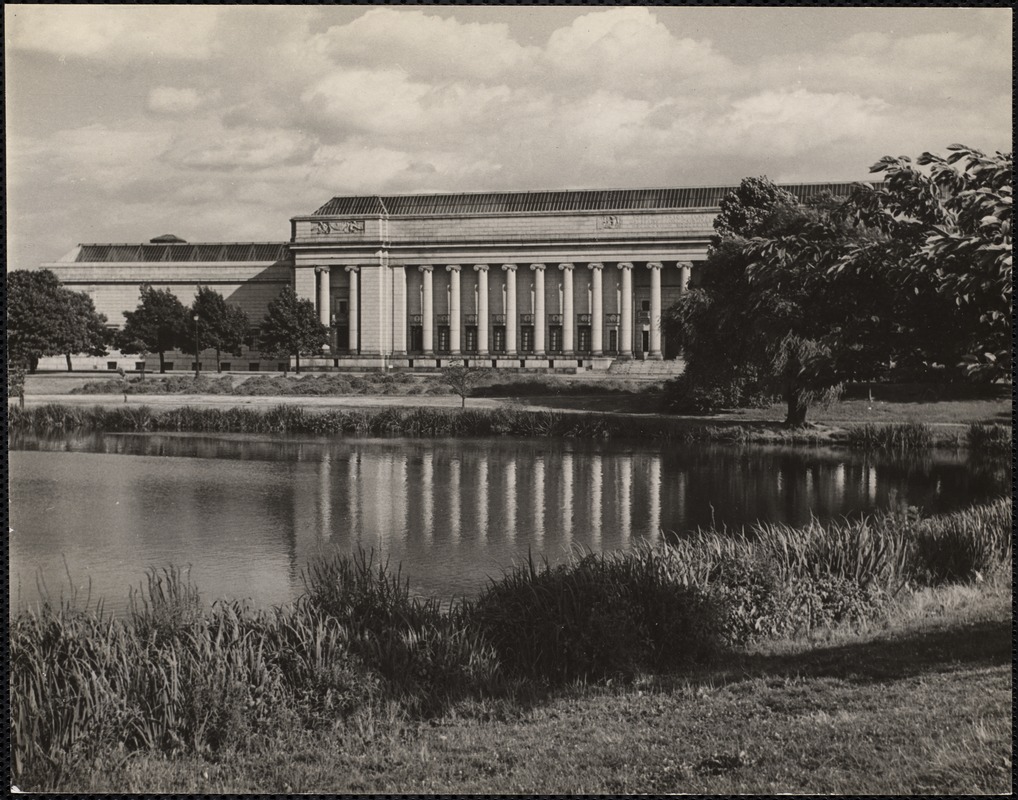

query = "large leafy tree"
[
  {"left": 178, "top": 286, "right": 250, "bottom": 373},
  {"left": 665, "top": 178, "right": 896, "bottom": 425},
  {"left": 6, "top": 270, "right": 67, "bottom": 372},
  {"left": 839, "top": 145, "right": 1012, "bottom": 380},
  {"left": 257, "top": 285, "right": 328, "bottom": 374},
  {"left": 55, "top": 291, "right": 112, "bottom": 372},
  {"left": 119, "top": 285, "right": 189, "bottom": 374}
]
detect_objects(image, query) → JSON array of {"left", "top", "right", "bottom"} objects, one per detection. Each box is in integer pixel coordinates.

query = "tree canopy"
[
  {"left": 177, "top": 286, "right": 250, "bottom": 372},
  {"left": 7, "top": 269, "right": 111, "bottom": 372},
  {"left": 119, "top": 285, "right": 189, "bottom": 373},
  {"left": 257, "top": 286, "right": 328, "bottom": 374},
  {"left": 663, "top": 146, "right": 1013, "bottom": 424}
]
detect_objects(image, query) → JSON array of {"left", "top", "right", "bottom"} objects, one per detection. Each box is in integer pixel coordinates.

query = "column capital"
[
  {"left": 473, "top": 264, "right": 489, "bottom": 273},
  {"left": 558, "top": 262, "right": 574, "bottom": 272},
  {"left": 501, "top": 263, "right": 517, "bottom": 272},
  {"left": 677, "top": 260, "right": 694, "bottom": 268},
  {"left": 647, "top": 261, "right": 664, "bottom": 270},
  {"left": 617, "top": 262, "right": 634, "bottom": 271},
  {"left": 529, "top": 263, "right": 546, "bottom": 272},
  {"left": 344, "top": 265, "right": 360, "bottom": 273},
  {"left": 446, "top": 264, "right": 461, "bottom": 272},
  {"left": 588, "top": 262, "right": 604, "bottom": 271},
  {"left": 315, "top": 265, "right": 331, "bottom": 274},
  {"left": 418, "top": 265, "right": 434, "bottom": 273}
]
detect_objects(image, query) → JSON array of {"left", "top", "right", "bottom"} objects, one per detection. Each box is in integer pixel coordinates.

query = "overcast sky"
[{"left": 5, "top": 5, "right": 1012, "bottom": 268}]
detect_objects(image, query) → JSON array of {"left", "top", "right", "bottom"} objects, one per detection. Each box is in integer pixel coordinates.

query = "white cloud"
[
  {"left": 148, "top": 87, "right": 206, "bottom": 115},
  {"left": 316, "top": 8, "right": 538, "bottom": 82},
  {"left": 5, "top": 5, "right": 222, "bottom": 60},
  {"left": 164, "top": 125, "right": 317, "bottom": 171}
]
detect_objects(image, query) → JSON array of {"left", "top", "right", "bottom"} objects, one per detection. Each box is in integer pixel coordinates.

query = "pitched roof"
[
  {"left": 74, "top": 243, "right": 290, "bottom": 263},
  {"left": 310, "top": 183, "right": 866, "bottom": 217}
]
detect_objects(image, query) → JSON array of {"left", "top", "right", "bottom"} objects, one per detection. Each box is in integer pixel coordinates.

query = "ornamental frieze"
[{"left": 313, "top": 220, "right": 365, "bottom": 235}]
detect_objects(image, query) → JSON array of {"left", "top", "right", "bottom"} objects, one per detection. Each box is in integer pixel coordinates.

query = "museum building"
[{"left": 42, "top": 183, "right": 856, "bottom": 372}]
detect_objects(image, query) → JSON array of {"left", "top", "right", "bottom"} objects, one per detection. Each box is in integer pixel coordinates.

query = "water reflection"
[{"left": 9, "top": 431, "right": 1011, "bottom": 615}]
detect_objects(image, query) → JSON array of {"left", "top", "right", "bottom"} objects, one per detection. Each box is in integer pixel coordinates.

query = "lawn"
[{"left": 54, "top": 587, "right": 1011, "bottom": 795}]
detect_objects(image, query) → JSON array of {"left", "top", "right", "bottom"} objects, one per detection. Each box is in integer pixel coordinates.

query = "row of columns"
[
  {"left": 315, "top": 260, "right": 692, "bottom": 358},
  {"left": 415, "top": 261, "right": 684, "bottom": 358}
]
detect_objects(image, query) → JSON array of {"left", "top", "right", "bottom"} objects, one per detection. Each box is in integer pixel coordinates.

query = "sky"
[{"left": 5, "top": 5, "right": 1012, "bottom": 269}]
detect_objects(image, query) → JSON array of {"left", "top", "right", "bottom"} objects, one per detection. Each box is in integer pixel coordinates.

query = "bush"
[{"left": 661, "top": 373, "right": 770, "bottom": 414}]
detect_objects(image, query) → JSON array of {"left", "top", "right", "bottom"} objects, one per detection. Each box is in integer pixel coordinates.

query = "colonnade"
[{"left": 312, "top": 259, "right": 693, "bottom": 359}]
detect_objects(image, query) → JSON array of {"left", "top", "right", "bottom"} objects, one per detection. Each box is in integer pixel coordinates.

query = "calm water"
[{"left": 9, "top": 432, "right": 1010, "bottom": 615}]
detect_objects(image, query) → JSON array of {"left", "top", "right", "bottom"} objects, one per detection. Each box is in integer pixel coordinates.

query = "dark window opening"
[
  {"left": 608, "top": 329, "right": 618, "bottom": 354},
  {"left": 577, "top": 326, "right": 592, "bottom": 353},
  {"left": 437, "top": 326, "right": 451, "bottom": 353},
  {"left": 107, "top": 361, "right": 118, "bottom": 370},
  {"left": 249, "top": 362, "right": 260, "bottom": 371},
  {"left": 278, "top": 362, "right": 289, "bottom": 372},
  {"left": 520, "top": 325, "right": 534, "bottom": 353},
  {"left": 465, "top": 326, "right": 478, "bottom": 353},
  {"left": 549, "top": 325, "right": 563, "bottom": 353},
  {"left": 410, "top": 326, "right": 424, "bottom": 354},
  {"left": 163, "top": 362, "right": 174, "bottom": 371},
  {"left": 493, "top": 326, "right": 506, "bottom": 353},
  {"left": 134, "top": 362, "right": 145, "bottom": 371},
  {"left": 221, "top": 362, "right": 232, "bottom": 371}
]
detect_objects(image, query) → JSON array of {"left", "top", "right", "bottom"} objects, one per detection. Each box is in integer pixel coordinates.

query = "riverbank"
[
  {"left": 8, "top": 400, "right": 1012, "bottom": 451},
  {"left": 11, "top": 500, "right": 1012, "bottom": 792}
]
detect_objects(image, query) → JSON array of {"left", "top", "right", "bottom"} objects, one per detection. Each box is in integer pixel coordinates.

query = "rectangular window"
[
  {"left": 249, "top": 362, "right": 260, "bottom": 371},
  {"left": 336, "top": 328, "right": 350, "bottom": 351},
  {"left": 641, "top": 300, "right": 651, "bottom": 312},
  {"left": 163, "top": 362, "right": 174, "bottom": 371},
  {"left": 464, "top": 326, "right": 478, "bottom": 353},
  {"left": 107, "top": 361, "right": 118, "bottom": 370},
  {"left": 492, "top": 326, "right": 506, "bottom": 353},
  {"left": 520, "top": 325, "right": 534, "bottom": 353},
  {"left": 191, "top": 362, "right": 200, "bottom": 371},
  {"left": 278, "top": 362, "right": 289, "bottom": 372},
  {"left": 220, "top": 362, "right": 231, "bottom": 372},
  {"left": 577, "top": 326, "right": 592, "bottom": 353},
  {"left": 134, "top": 362, "right": 145, "bottom": 371},
  {"left": 549, "top": 325, "right": 563, "bottom": 353},
  {"left": 410, "top": 326, "right": 424, "bottom": 354},
  {"left": 437, "top": 326, "right": 450, "bottom": 353},
  {"left": 608, "top": 329, "right": 618, "bottom": 354}
]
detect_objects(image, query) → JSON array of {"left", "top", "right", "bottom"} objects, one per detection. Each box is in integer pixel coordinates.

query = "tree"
[
  {"left": 178, "top": 286, "right": 250, "bottom": 373},
  {"left": 664, "top": 178, "right": 869, "bottom": 425},
  {"left": 257, "top": 286, "right": 328, "bottom": 374},
  {"left": 442, "top": 360, "right": 482, "bottom": 408},
  {"left": 120, "top": 285, "right": 189, "bottom": 374},
  {"left": 55, "top": 290, "right": 111, "bottom": 372},
  {"left": 7, "top": 359, "right": 27, "bottom": 409},
  {"left": 6, "top": 270, "right": 67, "bottom": 372},
  {"left": 839, "top": 145, "right": 1012, "bottom": 381}
]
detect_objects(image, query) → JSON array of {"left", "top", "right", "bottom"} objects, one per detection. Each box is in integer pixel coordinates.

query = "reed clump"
[
  {"left": 965, "top": 423, "right": 1012, "bottom": 453},
  {"left": 845, "top": 422, "right": 936, "bottom": 450},
  {"left": 12, "top": 499, "right": 1011, "bottom": 787}
]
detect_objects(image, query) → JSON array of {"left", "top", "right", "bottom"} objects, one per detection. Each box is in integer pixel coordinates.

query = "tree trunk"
[
  {"left": 65, "top": 353, "right": 73, "bottom": 372},
  {"left": 785, "top": 385, "right": 809, "bottom": 427},
  {"left": 159, "top": 351, "right": 166, "bottom": 374},
  {"left": 294, "top": 353, "right": 300, "bottom": 375},
  {"left": 19, "top": 390, "right": 25, "bottom": 410},
  {"left": 216, "top": 347, "right": 222, "bottom": 373},
  {"left": 28, "top": 355, "right": 39, "bottom": 374},
  {"left": 461, "top": 394, "right": 466, "bottom": 409}
]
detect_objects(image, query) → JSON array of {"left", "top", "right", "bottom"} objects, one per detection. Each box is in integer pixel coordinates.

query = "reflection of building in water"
[
  {"left": 648, "top": 455, "right": 662, "bottom": 543},
  {"left": 561, "top": 453, "right": 574, "bottom": 546},
  {"left": 449, "top": 459, "right": 461, "bottom": 542},
  {"left": 532, "top": 458, "right": 545, "bottom": 546},
  {"left": 504, "top": 458, "right": 517, "bottom": 541},
  {"left": 477, "top": 457, "right": 489, "bottom": 542},
  {"left": 422, "top": 451, "right": 434, "bottom": 542},
  {"left": 590, "top": 453, "right": 603, "bottom": 547}
]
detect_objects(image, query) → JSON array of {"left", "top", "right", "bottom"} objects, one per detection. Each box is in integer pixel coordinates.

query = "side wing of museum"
[{"left": 40, "top": 183, "right": 856, "bottom": 373}]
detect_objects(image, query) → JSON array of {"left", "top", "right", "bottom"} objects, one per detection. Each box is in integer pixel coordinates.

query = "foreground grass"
[
  {"left": 11, "top": 500, "right": 1012, "bottom": 791},
  {"left": 33, "top": 588, "right": 1011, "bottom": 795}
]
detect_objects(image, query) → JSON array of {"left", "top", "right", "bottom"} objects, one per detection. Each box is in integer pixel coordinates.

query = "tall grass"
[
  {"left": 11, "top": 499, "right": 1011, "bottom": 786},
  {"left": 965, "top": 423, "right": 1012, "bottom": 453},
  {"left": 846, "top": 422, "right": 936, "bottom": 450}
]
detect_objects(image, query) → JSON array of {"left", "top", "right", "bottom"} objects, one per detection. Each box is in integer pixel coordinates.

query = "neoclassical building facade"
[{"left": 43, "top": 183, "right": 854, "bottom": 372}]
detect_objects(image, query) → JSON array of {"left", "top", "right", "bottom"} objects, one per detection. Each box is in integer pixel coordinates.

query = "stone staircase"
[{"left": 606, "top": 357, "right": 686, "bottom": 380}]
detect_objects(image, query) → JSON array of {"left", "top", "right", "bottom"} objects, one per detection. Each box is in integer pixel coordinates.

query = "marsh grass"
[
  {"left": 845, "top": 422, "right": 937, "bottom": 450},
  {"left": 11, "top": 499, "right": 1011, "bottom": 787}
]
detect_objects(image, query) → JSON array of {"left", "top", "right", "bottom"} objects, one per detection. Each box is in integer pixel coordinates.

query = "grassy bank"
[
  {"left": 7, "top": 402, "right": 1012, "bottom": 450},
  {"left": 11, "top": 499, "right": 1012, "bottom": 790}
]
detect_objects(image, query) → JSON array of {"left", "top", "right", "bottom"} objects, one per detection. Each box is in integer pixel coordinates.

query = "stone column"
[
  {"left": 474, "top": 265, "right": 489, "bottom": 355},
  {"left": 678, "top": 262, "right": 692, "bottom": 293},
  {"left": 589, "top": 262, "right": 604, "bottom": 356},
  {"left": 447, "top": 265, "right": 461, "bottom": 355},
  {"left": 419, "top": 266, "right": 434, "bottom": 355},
  {"left": 345, "top": 266, "right": 359, "bottom": 354},
  {"left": 316, "top": 267, "right": 331, "bottom": 327},
  {"left": 617, "top": 262, "right": 633, "bottom": 359},
  {"left": 530, "top": 263, "right": 546, "bottom": 356},
  {"left": 502, "top": 264, "right": 517, "bottom": 356},
  {"left": 558, "top": 263, "right": 574, "bottom": 355},
  {"left": 648, "top": 261, "right": 663, "bottom": 359}
]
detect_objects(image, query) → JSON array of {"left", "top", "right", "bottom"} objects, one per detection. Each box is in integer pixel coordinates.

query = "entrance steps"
[{"left": 606, "top": 357, "right": 686, "bottom": 380}]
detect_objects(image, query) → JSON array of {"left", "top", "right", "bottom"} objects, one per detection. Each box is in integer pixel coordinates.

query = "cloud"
[
  {"left": 148, "top": 87, "right": 208, "bottom": 115},
  {"left": 5, "top": 5, "right": 222, "bottom": 60},
  {"left": 315, "top": 8, "right": 538, "bottom": 82},
  {"left": 163, "top": 125, "right": 317, "bottom": 170}
]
